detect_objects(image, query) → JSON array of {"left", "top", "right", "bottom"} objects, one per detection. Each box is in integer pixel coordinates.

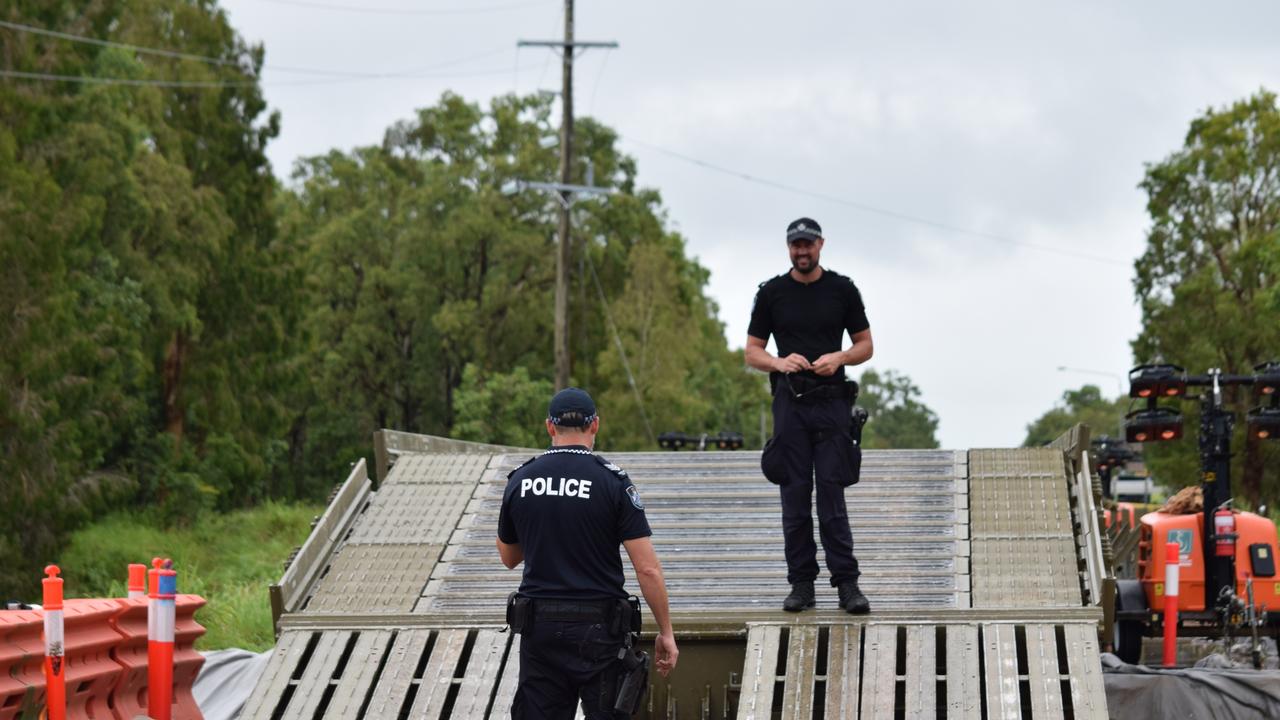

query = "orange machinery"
[{"left": 1112, "top": 362, "right": 1280, "bottom": 667}]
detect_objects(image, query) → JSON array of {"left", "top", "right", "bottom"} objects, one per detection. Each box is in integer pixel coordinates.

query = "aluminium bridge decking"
[{"left": 243, "top": 436, "right": 1107, "bottom": 719}]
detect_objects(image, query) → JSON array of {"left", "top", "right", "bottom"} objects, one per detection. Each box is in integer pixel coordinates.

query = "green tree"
[
  {"left": 0, "top": 0, "right": 298, "bottom": 596},
  {"left": 453, "top": 365, "right": 553, "bottom": 449},
  {"left": 1023, "top": 385, "right": 1128, "bottom": 448},
  {"left": 286, "top": 93, "right": 769, "bottom": 462},
  {"left": 1133, "top": 90, "right": 1280, "bottom": 506},
  {"left": 857, "top": 369, "right": 941, "bottom": 449}
]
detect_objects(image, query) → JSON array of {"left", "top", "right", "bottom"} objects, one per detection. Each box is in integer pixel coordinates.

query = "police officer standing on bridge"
[
  {"left": 497, "top": 387, "right": 678, "bottom": 719},
  {"left": 745, "top": 218, "right": 874, "bottom": 614}
]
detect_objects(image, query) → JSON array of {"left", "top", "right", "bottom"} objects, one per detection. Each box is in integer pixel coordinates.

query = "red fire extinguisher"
[{"left": 1215, "top": 506, "right": 1237, "bottom": 558}]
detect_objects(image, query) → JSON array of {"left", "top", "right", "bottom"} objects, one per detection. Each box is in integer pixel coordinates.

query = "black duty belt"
[{"left": 532, "top": 599, "right": 615, "bottom": 622}]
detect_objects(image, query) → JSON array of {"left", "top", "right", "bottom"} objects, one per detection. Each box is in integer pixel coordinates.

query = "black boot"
[
  {"left": 838, "top": 581, "right": 870, "bottom": 614},
  {"left": 782, "top": 581, "right": 816, "bottom": 612}
]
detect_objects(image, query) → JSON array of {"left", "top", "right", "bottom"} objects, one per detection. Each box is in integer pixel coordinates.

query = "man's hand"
[
  {"left": 811, "top": 352, "right": 845, "bottom": 376},
  {"left": 774, "top": 353, "right": 813, "bottom": 374},
  {"left": 653, "top": 631, "right": 678, "bottom": 677}
]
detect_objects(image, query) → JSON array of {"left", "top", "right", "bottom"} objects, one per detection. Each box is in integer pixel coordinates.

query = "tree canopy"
[
  {"left": 0, "top": 6, "right": 770, "bottom": 596},
  {"left": 857, "top": 369, "right": 941, "bottom": 449},
  {"left": 1022, "top": 385, "right": 1128, "bottom": 448},
  {"left": 1132, "top": 90, "right": 1280, "bottom": 506},
  {"left": 1, "top": 0, "right": 293, "bottom": 595}
]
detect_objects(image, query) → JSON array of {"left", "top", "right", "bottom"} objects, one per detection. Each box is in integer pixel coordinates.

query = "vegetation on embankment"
[{"left": 58, "top": 502, "right": 321, "bottom": 651}]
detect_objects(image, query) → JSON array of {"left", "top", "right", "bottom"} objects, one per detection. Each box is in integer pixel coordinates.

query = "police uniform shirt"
[
  {"left": 498, "top": 446, "right": 651, "bottom": 600},
  {"left": 747, "top": 269, "right": 870, "bottom": 381}
]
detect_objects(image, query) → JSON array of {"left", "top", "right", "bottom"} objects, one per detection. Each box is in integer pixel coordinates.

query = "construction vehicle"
[{"left": 1113, "top": 362, "right": 1280, "bottom": 667}]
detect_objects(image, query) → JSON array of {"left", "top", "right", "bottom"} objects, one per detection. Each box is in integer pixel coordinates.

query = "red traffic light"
[
  {"left": 1129, "top": 364, "right": 1186, "bottom": 400},
  {"left": 1255, "top": 361, "right": 1280, "bottom": 398},
  {"left": 1247, "top": 407, "right": 1280, "bottom": 441},
  {"left": 1125, "top": 407, "right": 1183, "bottom": 443}
]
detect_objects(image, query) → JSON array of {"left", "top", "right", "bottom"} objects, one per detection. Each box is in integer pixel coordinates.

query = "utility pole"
[{"left": 517, "top": 1, "right": 617, "bottom": 390}]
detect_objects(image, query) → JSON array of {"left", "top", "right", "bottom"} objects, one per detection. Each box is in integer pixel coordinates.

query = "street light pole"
[{"left": 1056, "top": 365, "right": 1125, "bottom": 397}]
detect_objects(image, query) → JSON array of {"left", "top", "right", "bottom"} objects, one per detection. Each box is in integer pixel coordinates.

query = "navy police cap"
[
  {"left": 786, "top": 217, "right": 822, "bottom": 243},
  {"left": 548, "top": 387, "right": 597, "bottom": 427}
]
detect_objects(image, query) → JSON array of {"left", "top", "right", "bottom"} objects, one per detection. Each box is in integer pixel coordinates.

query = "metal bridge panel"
[
  {"left": 282, "top": 630, "right": 351, "bottom": 720},
  {"left": 489, "top": 634, "right": 521, "bottom": 720},
  {"left": 346, "top": 482, "right": 474, "bottom": 545},
  {"left": 1064, "top": 623, "right": 1109, "bottom": 719},
  {"left": 971, "top": 538, "right": 1081, "bottom": 607},
  {"left": 386, "top": 452, "right": 494, "bottom": 485},
  {"left": 904, "top": 625, "right": 936, "bottom": 718},
  {"left": 862, "top": 624, "right": 899, "bottom": 719},
  {"left": 240, "top": 630, "right": 312, "bottom": 720},
  {"left": 945, "top": 625, "right": 981, "bottom": 719},
  {"left": 305, "top": 543, "right": 441, "bottom": 614},
  {"left": 969, "top": 449, "right": 1066, "bottom": 478},
  {"left": 321, "top": 629, "right": 393, "bottom": 718},
  {"left": 363, "top": 629, "right": 433, "bottom": 718},
  {"left": 983, "top": 624, "right": 1021, "bottom": 720},
  {"left": 406, "top": 628, "right": 469, "bottom": 719},
  {"left": 823, "top": 624, "right": 863, "bottom": 720},
  {"left": 452, "top": 629, "right": 510, "bottom": 718},
  {"left": 1026, "top": 624, "right": 1064, "bottom": 719},
  {"left": 736, "top": 625, "right": 781, "bottom": 720},
  {"left": 781, "top": 625, "right": 819, "bottom": 719}
]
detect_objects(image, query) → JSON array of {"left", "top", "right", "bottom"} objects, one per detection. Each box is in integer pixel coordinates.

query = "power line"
[
  {"left": 257, "top": 0, "right": 546, "bottom": 16},
  {"left": 620, "top": 136, "right": 1130, "bottom": 268},
  {"left": 585, "top": 247, "right": 655, "bottom": 445},
  {"left": 0, "top": 19, "right": 237, "bottom": 66},
  {"left": 587, "top": 47, "right": 611, "bottom": 116},
  {"left": 0, "top": 63, "right": 536, "bottom": 89},
  {"left": 0, "top": 69, "right": 254, "bottom": 88},
  {"left": 0, "top": 18, "right": 509, "bottom": 79}
]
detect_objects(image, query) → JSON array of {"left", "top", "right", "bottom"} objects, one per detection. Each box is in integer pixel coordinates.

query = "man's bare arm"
[
  {"left": 812, "top": 328, "right": 874, "bottom": 377},
  {"left": 623, "top": 536, "right": 679, "bottom": 677},
  {"left": 745, "top": 335, "right": 811, "bottom": 374},
  {"left": 496, "top": 538, "right": 524, "bottom": 569}
]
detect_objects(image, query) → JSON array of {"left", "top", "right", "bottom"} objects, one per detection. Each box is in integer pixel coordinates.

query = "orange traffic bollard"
[
  {"left": 128, "top": 564, "right": 148, "bottom": 599},
  {"left": 1163, "top": 541, "right": 1180, "bottom": 667},
  {"left": 148, "top": 559, "right": 177, "bottom": 720},
  {"left": 42, "top": 565, "right": 66, "bottom": 720}
]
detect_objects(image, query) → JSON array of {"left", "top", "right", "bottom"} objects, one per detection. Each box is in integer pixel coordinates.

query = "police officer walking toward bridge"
[
  {"left": 745, "top": 217, "right": 874, "bottom": 614},
  {"left": 497, "top": 387, "right": 678, "bottom": 719}
]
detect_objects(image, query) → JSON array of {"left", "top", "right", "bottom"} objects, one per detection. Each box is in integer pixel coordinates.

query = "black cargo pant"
[
  {"left": 772, "top": 388, "right": 860, "bottom": 587},
  {"left": 512, "top": 614, "right": 627, "bottom": 719}
]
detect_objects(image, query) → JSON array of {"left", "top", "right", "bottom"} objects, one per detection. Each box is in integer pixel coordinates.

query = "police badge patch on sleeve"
[{"left": 625, "top": 485, "right": 645, "bottom": 510}]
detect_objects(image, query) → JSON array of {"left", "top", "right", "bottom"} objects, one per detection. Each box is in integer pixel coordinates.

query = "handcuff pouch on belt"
[
  {"left": 506, "top": 592, "right": 533, "bottom": 634},
  {"left": 612, "top": 596, "right": 648, "bottom": 714}
]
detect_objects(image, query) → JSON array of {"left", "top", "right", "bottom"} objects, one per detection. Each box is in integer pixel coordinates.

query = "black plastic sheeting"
[{"left": 1103, "top": 653, "right": 1280, "bottom": 719}]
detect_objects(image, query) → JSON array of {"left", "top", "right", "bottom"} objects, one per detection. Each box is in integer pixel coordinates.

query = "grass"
[{"left": 60, "top": 501, "right": 322, "bottom": 651}]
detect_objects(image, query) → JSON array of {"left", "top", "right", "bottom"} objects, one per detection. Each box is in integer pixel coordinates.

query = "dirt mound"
[{"left": 1161, "top": 486, "right": 1202, "bottom": 515}]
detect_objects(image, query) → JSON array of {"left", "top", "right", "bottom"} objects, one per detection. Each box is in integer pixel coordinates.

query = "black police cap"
[
  {"left": 548, "top": 387, "right": 597, "bottom": 427},
  {"left": 786, "top": 217, "right": 822, "bottom": 243}
]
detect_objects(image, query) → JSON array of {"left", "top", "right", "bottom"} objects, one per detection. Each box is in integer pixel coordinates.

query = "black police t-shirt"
[
  {"left": 497, "top": 446, "right": 651, "bottom": 600},
  {"left": 747, "top": 269, "right": 869, "bottom": 380}
]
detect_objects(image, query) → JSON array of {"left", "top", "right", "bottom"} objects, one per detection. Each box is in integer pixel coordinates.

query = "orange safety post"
[
  {"left": 128, "top": 564, "right": 148, "bottom": 599},
  {"left": 0, "top": 609, "right": 46, "bottom": 720},
  {"left": 148, "top": 559, "right": 177, "bottom": 720},
  {"left": 1163, "top": 541, "right": 1180, "bottom": 667},
  {"left": 42, "top": 566, "right": 65, "bottom": 720},
  {"left": 171, "top": 595, "right": 206, "bottom": 719}
]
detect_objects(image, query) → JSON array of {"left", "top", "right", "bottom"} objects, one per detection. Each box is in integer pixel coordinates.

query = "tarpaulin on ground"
[
  {"left": 193, "top": 648, "right": 271, "bottom": 720},
  {"left": 1103, "top": 652, "right": 1280, "bottom": 719}
]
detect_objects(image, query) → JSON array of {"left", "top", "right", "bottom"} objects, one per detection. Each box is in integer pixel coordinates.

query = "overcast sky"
[{"left": 220, "top": 0, "right": 1280, "bottom": 449}]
